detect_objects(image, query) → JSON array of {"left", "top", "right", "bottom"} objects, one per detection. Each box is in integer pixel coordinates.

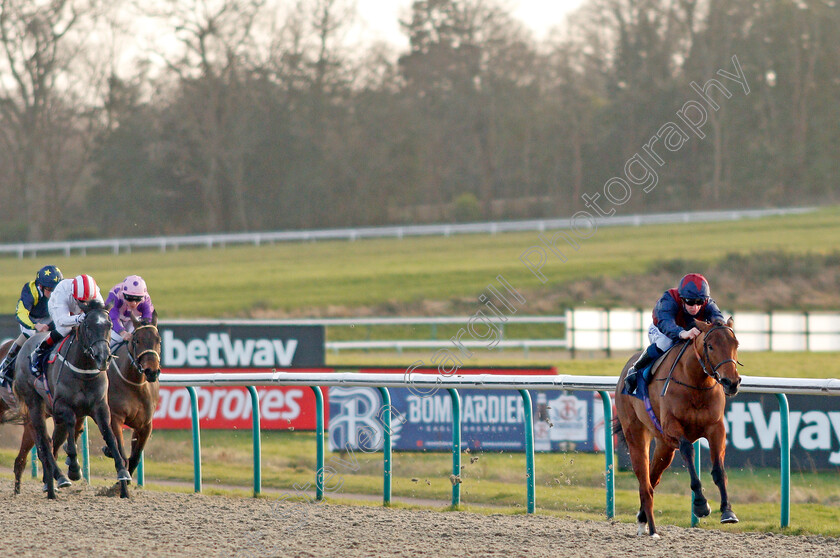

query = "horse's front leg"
[
  {"left": 107, "top": 413, "right": 128, "bottom": 465},
  {"left": 92, "top": 401, "right": 131, "bottom": 497},
  {"left": 127, "top": 422, "right": 152, "bottom": 477},
  {"left": 51, "top": 401, "right": 78, "bottom": 485},
  {"left": 707, "top": 421, "right": 738, "bottom": 524},
  {"left": 678, "top": 438, "right": 710, "bottom": 518}
]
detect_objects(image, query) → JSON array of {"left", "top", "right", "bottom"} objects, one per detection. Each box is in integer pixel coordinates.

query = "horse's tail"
[
  {"left": 612, "top": 417, "right": 626, "bottom": 445},
  {"left": 0, "top": 397, "right": 26, "bottom": 425}
]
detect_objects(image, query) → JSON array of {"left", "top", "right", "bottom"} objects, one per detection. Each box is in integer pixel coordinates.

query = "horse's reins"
[{"left": 658, "top": 341, "right": 693, "bottom": 396}]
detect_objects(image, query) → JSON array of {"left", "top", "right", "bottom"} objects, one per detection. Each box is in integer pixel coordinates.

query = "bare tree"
[
  {"left": 146, "top": 0, "right": 266, "bottom": 232},
  {"left": 0, "top": 0, "right": 104, "bottom": 241}
]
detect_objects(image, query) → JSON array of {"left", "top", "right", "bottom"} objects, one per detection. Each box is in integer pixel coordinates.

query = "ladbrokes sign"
[
  {"left": 154, "top": 377, "right": 327, "bottom": 430},
  {"left": 160, "top": 324, "right": 323, "bottom": 368}
]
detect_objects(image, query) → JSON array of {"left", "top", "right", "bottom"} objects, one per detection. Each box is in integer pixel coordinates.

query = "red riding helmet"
[
  {"left": 678, "top": 273, "right": 710, "bottom": 301},
  {"left": 72, "top": 274, "right": 98, "bottom": 302}
]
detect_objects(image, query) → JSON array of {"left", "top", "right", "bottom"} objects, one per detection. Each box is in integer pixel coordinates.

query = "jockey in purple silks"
[
  {"left": 105, "top": 275, "right": 155, "bottom": 351},
  {"left": 624, "top": 273, "right": 726, "bottom": 395}
]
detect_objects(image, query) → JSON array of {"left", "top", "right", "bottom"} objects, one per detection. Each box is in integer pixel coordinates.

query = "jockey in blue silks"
[
  {"left": 624, "top": 273, "right": 726, "bottom": 395},
  {"left": 0, "top": 265, "right": 63, "bottom": 390}
]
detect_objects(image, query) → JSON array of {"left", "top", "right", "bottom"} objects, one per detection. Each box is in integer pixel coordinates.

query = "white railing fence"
[
  {"left": 157, "top": 371, "right": 840, "bottom": 529},
  {"left": 0, "top": 208, "right": 813, "bottom": 258},
  {"left": 566, "top": 308, "right": 840, "bottom": 353}
]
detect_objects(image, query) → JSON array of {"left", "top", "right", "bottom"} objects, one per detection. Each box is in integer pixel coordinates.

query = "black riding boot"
[
  {"left": 624, "top": 348, "right": 658, "bottom": 394},
  {"left": 0, "top": 343, "right": 21, "bottom": 388},
  {"left": 29, "top": 339, "right": 52, "bottom": 377}
]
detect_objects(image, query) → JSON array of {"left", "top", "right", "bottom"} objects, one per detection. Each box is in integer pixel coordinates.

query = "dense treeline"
[{"left": 1, "top": 0, "right": 838, "bottom": 242}]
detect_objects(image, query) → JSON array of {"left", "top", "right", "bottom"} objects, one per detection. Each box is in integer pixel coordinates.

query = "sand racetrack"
[{"left": 1, "top": 480, "right": 837, "bottom": 558}]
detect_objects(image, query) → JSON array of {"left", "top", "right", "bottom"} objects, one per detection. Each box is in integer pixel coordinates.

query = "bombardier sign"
[{"left": 159, "top": 324, "right": 324, "bottom": 368}]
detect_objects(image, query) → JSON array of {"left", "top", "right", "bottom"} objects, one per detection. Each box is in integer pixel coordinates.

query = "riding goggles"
[
  {"left": 681, "top": 297, "right": 707, "bottom": 306},
  {"left": 124, "top": 295, "right": 144, "bottom": 303}
]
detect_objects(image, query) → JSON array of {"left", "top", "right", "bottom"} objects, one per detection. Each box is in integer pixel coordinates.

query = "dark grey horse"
[{"left": 13, "top": 300, "right": 131, "bottom": 499}]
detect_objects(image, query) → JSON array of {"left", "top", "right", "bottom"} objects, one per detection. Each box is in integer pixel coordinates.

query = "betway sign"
[
  {"left": 159, "top": 323, "right": 324, "bottom": 369},
  {"left": 618, "top": 393, "right": 840, "bottom": 471},
  {"left": 724, "top": 394, "right": 840, "bottom": 469}
]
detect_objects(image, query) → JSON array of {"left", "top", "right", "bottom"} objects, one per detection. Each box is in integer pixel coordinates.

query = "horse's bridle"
[
  {"left": 126, "top": 324, "right": 161, "bottom": 371},
  {"left": 692, "top": 324, "right": 742, "bottom": 384},
  {"left": 80, "top": 313, "right": 114, "bottom": 368}
]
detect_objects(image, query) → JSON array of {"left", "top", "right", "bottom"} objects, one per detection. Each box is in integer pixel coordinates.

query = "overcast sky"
[{"left": 355, "top": 0, "right": 586, "bottom": 47}]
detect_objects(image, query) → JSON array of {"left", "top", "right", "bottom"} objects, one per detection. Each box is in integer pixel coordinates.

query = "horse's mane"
[
  {"left": 85, "top": 299, "right": 105, "bottom": 311},
  {"left": 139, "top": 309, "right": 159, "bottom": 327}
]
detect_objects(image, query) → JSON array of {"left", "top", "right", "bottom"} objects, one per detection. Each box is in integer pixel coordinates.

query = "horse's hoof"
[
  {"left": 650, "top": 533, "right": 661, "bottom": 539},
  {"left": 57, "top": 476, "right": 72, "bottom": 489},
  {"left": 42, "top": 483, "right": 49, "bottom": 493},
  {"left": 693, "top": 501, "right": 711, "bottom": 518},
  {"left": 14, "top": 483, "right": 21, "bottom": 495},
  {"left": 636, "top": 523, "right": 646, "bottom": 536},
  {"left": 117, "top": 469, "right": 132, "bottom": 483},
  {"left": 721, "top": 510, "right": 739, "bottom": 524},
  {"left": 67, "top": 466, "right": 81, "bottom": 482},
  {"left": 102, "top": 445, "right": 113, "bottom": 459},
  {"left": 120, "top": 480, "right": 130, "bottom": 499}
]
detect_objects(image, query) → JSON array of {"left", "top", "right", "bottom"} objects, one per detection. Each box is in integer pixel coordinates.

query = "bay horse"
[
  {"left": 0, "top": 340, "right": 17, "bottom": 416},
  {"left": 12, "top": 300, "right": 131, "bottom": 499},
  {"left": 615, "top": 319, "right": 741, "bottom": 537},
  {"left": 100, "top": 313, "right": 161, "bottom": 478}
]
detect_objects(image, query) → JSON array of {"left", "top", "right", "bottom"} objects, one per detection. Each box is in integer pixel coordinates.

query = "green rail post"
[
  {"left": 448, "top": 388, "right": 462, "bottom": 507},
  {"left": 598, "top": 391, "right": 615, "bottom": 519},
  {"left": 81, "top": 416, "right": 90, "bottom": 483},
  {"left": 691, "top": 440, "right": 701, "bottom": 527},
  {"left": 311, "top": 386, "right": 324, "bottom": 501},
  {"left": 187, "top": 386, "right": 202, "bottom": 493},
  {"left": 247, "top": 386, "right": 262, "bottom": 497},
  {"left": 776, "top": 393, "right": 790, "bottom": 528},
  {"left": 377, "top": 387, "right": 392, "bottom": 506},
  {"left": 31, "top": 446, "right": 37, "bottom": 478},
  {"left": 519, "top": 389, "right": 535, "bottom": 513},
  {"left": 137, "top": 452, "right": 144, "bottom": 487}
]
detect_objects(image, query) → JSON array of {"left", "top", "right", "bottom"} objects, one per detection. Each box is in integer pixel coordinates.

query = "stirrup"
[
  {"left": 30, "top": 351, "right": 44, "bottom": 376},
  {"left": 0, "top": 360, "right": 12, "bottom": 383}
]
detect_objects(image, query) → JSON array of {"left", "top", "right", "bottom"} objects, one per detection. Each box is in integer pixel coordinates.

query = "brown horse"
[
  {"left": 0, "top": 340, "right": 17, "bottom": 415},
  {"left": 615, "top": 319, "right": 741, "bottom": 537},
  {"left": 100, "top": 314, "right": 162, "bottom": 478}
]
